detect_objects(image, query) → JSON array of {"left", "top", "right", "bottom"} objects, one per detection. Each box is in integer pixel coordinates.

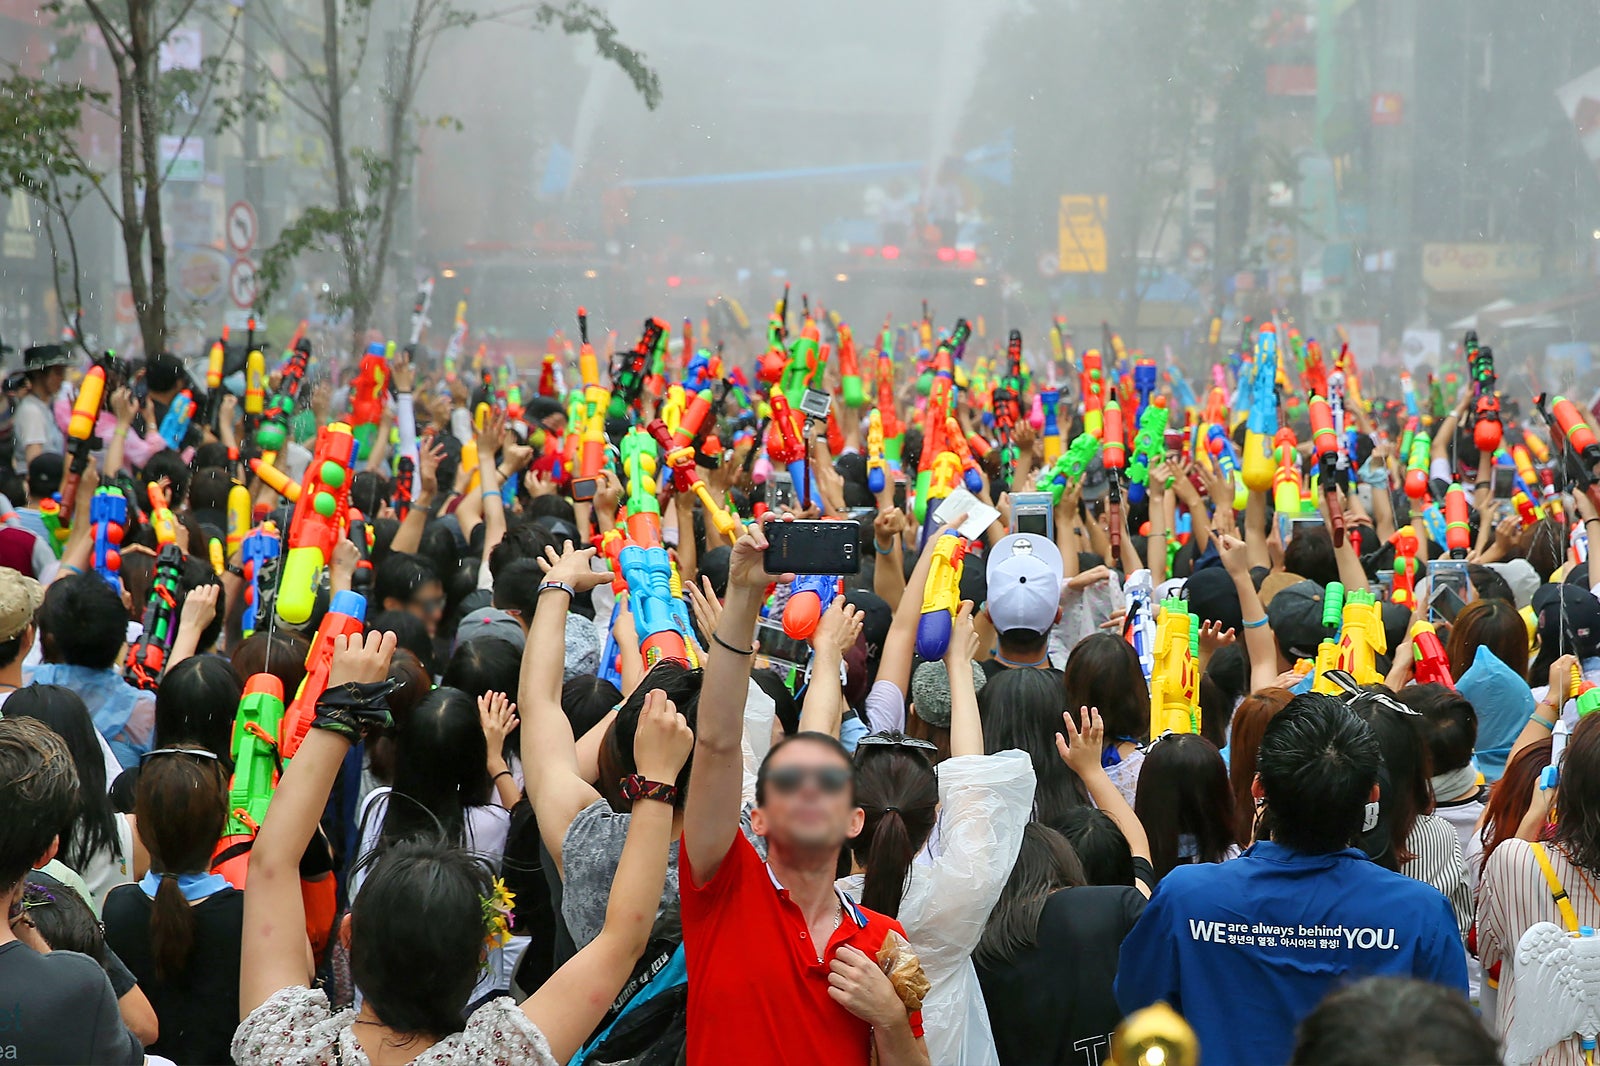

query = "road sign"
[
  {"left": 1058, "top": 195, "right": 1108, "bottom": 274},
  {"left": 227, "top": 200, "right": 257, "bottom": 254},
  {"left": 229, "top": 257, "right": 258, "bottom": 309}
]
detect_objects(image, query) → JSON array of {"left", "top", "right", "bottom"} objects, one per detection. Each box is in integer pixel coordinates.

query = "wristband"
[
  {"left": 539, "top": 581, "right": 575, "bottom": 599},
  {"left": 712, "top": 631, "right": 755, "bottom": 656},
  {"left": 620, "top": 774, "right": 679, "bottom": 805},
  {"left": 312, "top": 680, "right": 397, "bottom": 743},
  {"left": 1241, "top": 616, "right": 1268, "bottom": 629},
  {"left": 1529, "top": 712, "right": 1556, "bottom": 731},
  {"left": 875, "top": 539, "right": 896, "bottom": 555}
]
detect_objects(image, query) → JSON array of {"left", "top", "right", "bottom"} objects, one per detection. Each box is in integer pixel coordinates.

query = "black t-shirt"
[
  {"left": 102, "top": 884, "right": 243, "bottom": 1066},
  {"left": 0, "top": 941, "right": 142, "bottom": 1064},
  {"left": 976, "top": 885, "right": 1146, "bottom": 1066},
  {"left": 979, "top": 658, "right": 1065, "bottom": 682}
]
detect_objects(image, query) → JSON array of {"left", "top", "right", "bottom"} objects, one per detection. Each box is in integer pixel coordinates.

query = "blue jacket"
[{"left": 1115, "top": 840, "right": 1467, "bottom": 1065}]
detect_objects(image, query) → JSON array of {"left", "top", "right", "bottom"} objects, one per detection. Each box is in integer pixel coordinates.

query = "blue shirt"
[
  {"left": 30, "top": 663, "right": 155, "bottom": 768},
  {"left": 1115, "top": 840, "right": 1467, "bottom": 1065}
]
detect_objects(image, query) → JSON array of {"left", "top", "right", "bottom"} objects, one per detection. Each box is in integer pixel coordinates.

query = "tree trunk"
[
  {"left": 322, "top": 0, "right": 365, "bottom": 360},
  {"left": 111, "top": 56, "right": 154, "bottom": 357},
  {"left": 128, "top": 0, "right": 168, "bottom": 356}
]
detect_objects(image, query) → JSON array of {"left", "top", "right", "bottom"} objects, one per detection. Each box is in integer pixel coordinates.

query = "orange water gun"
[{"left": 60, "top": 363, "right": 106, "bottom": 518}]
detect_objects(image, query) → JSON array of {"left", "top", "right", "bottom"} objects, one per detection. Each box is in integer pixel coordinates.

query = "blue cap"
[{"left": 330, "top": 590, "right": 367, "bottom": 622}]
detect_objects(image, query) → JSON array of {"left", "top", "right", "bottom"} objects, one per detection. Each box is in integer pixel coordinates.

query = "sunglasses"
[
  {"left": 140, "top": 747, "right": 221, "bottom": 763},
  {"left": 763, "top": 765, "right": 853, "bottom": 796},
  {"left": 856, "top": 731, "right": 936, "bottom": 753}
]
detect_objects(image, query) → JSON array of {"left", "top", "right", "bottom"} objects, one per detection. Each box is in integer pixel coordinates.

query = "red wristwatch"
[{"left": 620, "top": 774, "right": 678, "bottom": 805}]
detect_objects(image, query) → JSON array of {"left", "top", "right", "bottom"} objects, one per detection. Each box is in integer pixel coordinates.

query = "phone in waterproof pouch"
[{"left": 765, "top": 520, "right": 861, "bottom": 575}]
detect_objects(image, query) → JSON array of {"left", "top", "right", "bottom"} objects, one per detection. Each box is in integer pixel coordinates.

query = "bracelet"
[
  {"left": 492, "top": 769, "right": 515, "bottom": 785},
  {"left": 396, "top": 390, "right": 412, "bottom": 397},
  {"left": 481, "top": 488, "right": 501, "bottom": 502},
  {"left": 1529, "top": 712, "right": 1557, "bottom": 731},
  {"left": 875, "top": 539, "right": 896, "bottom": 554},
  {"left": 539, "top": 581, "right": 575, "bottom": 599},
  {"left": 1241, "top": 616, "right": 1269, "bottom": 629},
  {"left": 712, "top": 631, "right": 755, "bottom": 656}
]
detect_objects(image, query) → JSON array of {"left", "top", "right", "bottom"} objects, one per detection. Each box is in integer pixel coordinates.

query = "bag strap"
[{"left": 1531, "top": 841, "right": 1582, "bottom": 934}]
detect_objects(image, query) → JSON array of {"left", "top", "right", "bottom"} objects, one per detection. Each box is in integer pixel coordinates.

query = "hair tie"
[
  {"left": 883, "top": 806, "right": 900, "bottom": 814},
  {"left": 159, "top": 872, "right": 178, "bottom": 880}
]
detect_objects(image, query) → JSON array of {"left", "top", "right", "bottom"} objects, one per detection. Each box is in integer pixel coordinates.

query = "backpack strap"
[{"left": 1531, "top": 841, "right": 1582, "bottom": 934}]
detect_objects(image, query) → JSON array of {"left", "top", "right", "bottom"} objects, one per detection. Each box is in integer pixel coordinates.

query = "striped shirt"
[
  {"left": 1478, "top": 837, "right": 1600, "bottom": 1064},
  {"left": 1402, "top": 813, "right": 1474, "bottom": 941}
]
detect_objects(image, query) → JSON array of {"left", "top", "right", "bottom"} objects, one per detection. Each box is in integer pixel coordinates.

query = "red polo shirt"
[{"left": 679, "top": 832, "right": 924, "bottom": 1066}]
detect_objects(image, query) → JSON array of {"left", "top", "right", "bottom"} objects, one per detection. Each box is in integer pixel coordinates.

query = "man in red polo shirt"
[{"left": 681, "top": 523, "right": 928, "bottom": 1066}]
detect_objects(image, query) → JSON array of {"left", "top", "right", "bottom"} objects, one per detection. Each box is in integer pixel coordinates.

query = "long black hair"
[
  {"left": 6, "top": 685, "right": 122, "bottom": 874},
  {"left": 1062, "top": 633, "right": 1151, "bottom": 742},
  {"left": 974, "top": 823, "right": 1086, "bottom": 969},
  {"left": 980, "top": 668, "right": 1086, "bottom": 824},
  {"left": 155, "top": 655, "right": 242, "bottom": 769},
  {"left": 378, "top": 687, "right": 491, "bottom": 850},
  {"left": 1134, "top": 733, "right": 1237, "bottom": 878},
  {"left": 848, "top": 747, "right": 938, "bottom": 919}
]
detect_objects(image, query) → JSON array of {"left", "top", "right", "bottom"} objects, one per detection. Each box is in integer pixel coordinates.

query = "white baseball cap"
[{"left": 985, "top": 533, "right": 1064, "bottom": 634}]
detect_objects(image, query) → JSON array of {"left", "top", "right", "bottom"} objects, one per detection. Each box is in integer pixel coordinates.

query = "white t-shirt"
[{"left": 13, "top": 392, "right": 62, "bottom": 471}]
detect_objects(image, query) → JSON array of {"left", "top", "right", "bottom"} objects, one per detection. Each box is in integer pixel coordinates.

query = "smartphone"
[
  {"left": 1430, "top": 582, "right": 1467, "bottom": 624},
  {"left": 765, "top": 519, "right": 861, "bottom": 575},
  {"left": 1011, "top": 491, "right": 1054, "bottom": 540},
  {"left": 571, "top": 477, "right": 599, "bottom": 503},
  {"left": 1491, "top": 465, "right": 1515, "bottom": 500},
  {"left": 893, "top": 478, "right": 908, "bottom": 512},
  {"left": 756, "top": 619, "right": 812, "bottom": 669},
  {"left": 769, "top": 471, "right": 798, "bottom": 513},
  {"left": 1280, "top": 512, "right": 1324, "bottom": 544},
  {"left": 1427, "top": 559, "right": 1473, "bottom": 620}
]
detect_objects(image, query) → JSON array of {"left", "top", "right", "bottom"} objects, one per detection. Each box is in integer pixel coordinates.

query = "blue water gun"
[
  {"left": 159, "top": 390, "right": 196, "bottom": 450},
  {"left": 1164, "top": 366, "right": 1197, "bottom": 411},
  {"left": 90, "top": 487, "right": 127, "bottom": 590},
  {"left": 619, "top": 543, "right": 680, "bottom": 668},
  {"left": 1133, "top": 358, "right": 1157, "bottom": 421},
  {"left": 239, "top": 525, "right": 281, "bottom": 638},
  {"left": 782, "top": 573, "right": 841, "bottom": 642}
]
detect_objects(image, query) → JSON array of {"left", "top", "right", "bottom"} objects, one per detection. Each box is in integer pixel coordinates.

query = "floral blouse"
[{"left": 232, "top": 985, "right": 557, "bottom": 1066}]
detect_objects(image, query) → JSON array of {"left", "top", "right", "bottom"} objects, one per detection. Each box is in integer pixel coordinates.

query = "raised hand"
[{"left": 632, "top": 687, "right": 694, "bottom": 784}]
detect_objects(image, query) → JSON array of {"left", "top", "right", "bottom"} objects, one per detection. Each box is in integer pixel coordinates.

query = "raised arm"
[
  {"left": 945, "top": 603, "right": 983, "bottom": 757},
  {"left": 872, "top": 505, "right": 909, "bottom": 611},
  {"left": 241, "top": 631, "right": 395, "bottom": 1017},
  {"left": 1216, "top": 533, "right": 1280, "bottom": 693},
  {"left": 683, "top": 523, "right": 775, "bottom": 885},
  {"left": 525, "top": 689, "right": 692, "bottom": 1062},
  {"left": 1056, "top": 705, "right": 1153, "bottom": 897},
  {"left": 519, "top": 543, "right": 612, "bottom": 874},
  {"left": 797, "top": 598, "right": 864, "bottom": 737},
  {"left": 389, "top": 436, "right": 446, "bottom": 555},
  {"left": 165, "top": 584, "right": 219, "bottom": 671}
]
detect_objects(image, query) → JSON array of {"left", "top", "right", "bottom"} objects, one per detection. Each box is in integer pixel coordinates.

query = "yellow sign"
[
  {"left": 1058, "top": 195, "right": 1107, "bottom": 274},
  {"left": 1421, "top": 242, "right": 1541, "bottom": 292}
]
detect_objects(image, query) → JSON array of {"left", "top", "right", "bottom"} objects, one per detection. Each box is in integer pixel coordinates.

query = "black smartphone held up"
[
  {"left": 1491, "top": 465, "right": 1515, "bottom": 500},
  {"left": 571, "top": 477, "right": 600, "bottom": 503},
  {"left": 893, "top": 478, "right": 908, "bottom": 512},
  {"left": 765, "top": 519, "right": 861, "bottom": 575},
  {"left": 1011, "top": 491, "right": 1054, "bottom": 540}
]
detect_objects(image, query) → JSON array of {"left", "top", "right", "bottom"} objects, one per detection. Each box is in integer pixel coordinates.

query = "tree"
[{"left": 251, "top": 0, "right": 660, "bottom": 359}]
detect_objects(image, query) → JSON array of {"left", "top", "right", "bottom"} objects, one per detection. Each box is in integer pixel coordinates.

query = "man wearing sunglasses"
[{"left": 680, "top": 524, "right": 929, "bottom": 1066}]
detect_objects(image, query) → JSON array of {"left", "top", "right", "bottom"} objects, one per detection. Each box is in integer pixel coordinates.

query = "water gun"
[
  {"left": 1149, "top": 598, "right": 1200, "bottom": 735},
  {"left": 1040, "top": 388, "right": 1061, "bottom": 465},
  {"left": 835, "top": 325, "right": 865, "bottom": 409},
  {"left": 1045, "top": 433, "right": 1101, "bottom": 506},
  {"left": 406, "top": 276, "right": 434, "bottom": 346},
  {"left": 537, "top": 350, "right": 557, "bottom": 397},
  {"left": 1400, "top": 371, "right": 1419, "bottom": 418},
  {"left": 1301, "top": 337, "right": 1329, "bottom": 399},
  {"left": 914, "top": 533, "right": 967, "bottom": 661},
  {"left": 1311, "top": 581, "right": 1346, "bottom": 695},
  {"left": 569, "top": 307, "right": 597, "bottom": 388},
  {"left": 276, "top": 422, "right": 357, "bottom": 627},
  {"left": 146, "top": 481, "right": 178, "bottom": 548},
  {"left": 1307, "top": 393, "right": 1348, "bottom": 545},
  {"left": 239, "top": 524, "right": 279, "bottom": 638},
  {"left": 59, "top": 363, "right": 105, "bottom": 519},
  {"left": 1391, "top": 526, "right": 1420, "bottom": 608},
  {"left": 1405, "top": 429, "right": 1432, "bottom": 500},
  {"left": 202, "top": 333, "right": 227, "bottom": 431},
  {"left": 1551, "top": 395, "right": 1600, "bottom": 470},
  {"left": 783, "top": 573, "right": 841, "bottom": 642},
  {"left": 350, "top": 344, "right": 390, "bottom": 459},
  {"left": 1126, "top": 398, "right": 1170, "bottom": 503},
  {"left": 1510, "top": 444, "right": 1557, "bottom": 520},
  {"left": 90, "top": 487, "right": 126, "bottom": 588},
  {"left": 1103, "top": 388, "right": 1127, "bottom": 563},
  {"left": 1123, "top": 570, "right": 1156, "bottom": 681},
  {"left": 644, "top": 419, "right": 739, "bottom": 541},
  {"left": 244, "top": 346, "right": 265, "bottom": 432},
  {"left": 947, "top": 417, "right": 983, "bottom": 493},
  {"left": 619, "top": 539, "right": 687, "bottom": 669},
  {"left": 866, "top": 409, "right": 887, "bottom": 494},
  {"left": 37, "top": 499, "right": 64, "bottom": 557},
  {"left": 1463, "top": 331, "right": 1502, "bottom": 452},
  {"left": 1081, "top": 349, "right": 1106, "bottom": 438},
  {"left": 257, "top": 341, "right": 309, "bottom": 453},
  {"left": 442, "top": 298, "right": 468, "bottom": 382},
  {"left": 124, "top": 543, "right": 184, "bottom": 692},
  {"left": 249, "top": 457, "right": 303, "bottom": 504},
  {"left": 1132, "top": 358, "right": 1157, "bottom": 422},
  {"left": 609, "top": 318, "right": 662, "bottom": 418},
  {"left": 1336, "top": 588, "right": 1386, "bottom": 685},
  {"left": 214, "top": 673, "right": 287, "bottom": 888},
  {"left": 765, "top": 387, "right": 820, "bottom": 509},
  {"left": 279, "top": 590, "right": 368, "bottom": 759},
  {"left": 1273, "top": 433, "right": 1302, "bottom": 517},
  {"left": 1410, "top": 621, "right": 1455, "bottom": 689},
  {"left": 1444, "top": 482, "right": 1470, "bottom": 559},
  {"left": 1241, "top": 324, "right": 1279, "bottom": 493},
  {"left": 158, "top": 390, "right": 195, "bottom": 450}
]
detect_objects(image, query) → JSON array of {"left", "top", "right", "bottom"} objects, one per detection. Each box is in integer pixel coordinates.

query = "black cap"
[
  {"left": 1533, "top": 583, "right": 1600, "bottom": 661},
  {"left": 1265, "top": 580, "right": 1329, "bottom": 661}
]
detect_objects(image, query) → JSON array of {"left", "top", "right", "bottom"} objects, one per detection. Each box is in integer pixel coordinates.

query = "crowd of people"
[{"left": 0, "top": 310, "right": 1592, "bottom": 1066}]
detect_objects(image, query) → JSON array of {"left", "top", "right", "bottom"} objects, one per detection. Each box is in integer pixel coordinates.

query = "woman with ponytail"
[
  {"left": 838, "top": 604, "right": 1036, "bottom": 1066},
  {"left": 102, "top": 745, "right": 240, "bottom": 1065}
]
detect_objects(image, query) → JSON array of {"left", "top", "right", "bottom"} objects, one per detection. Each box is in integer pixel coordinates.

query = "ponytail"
[
  {"left": 149, "top": 873, "right": 197, "bottom": 981},
  {"left": 849, "top": 749, "right": 938, "bottom": 920}
]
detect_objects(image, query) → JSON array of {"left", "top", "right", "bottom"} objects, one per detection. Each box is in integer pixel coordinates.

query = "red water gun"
[
  {"left": 277, "top": 422, "right": 357, "bottom": 626},
  {"left": 1444, "top": 483, "right": 1470, "bottom": 559},
  {"left": 1391, "top": 526, "right": 1420, "bottom": 609},
  {"left": 278, "top": 590, "right": 368, "bottom": 759},
  {"left": 1410, "top": 621, "right": 1455, "bottom": 689}
]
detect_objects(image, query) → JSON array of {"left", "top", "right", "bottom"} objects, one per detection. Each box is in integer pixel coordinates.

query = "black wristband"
[{"left": 311, "top": 680, "right": 398, "bottom": 743}]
